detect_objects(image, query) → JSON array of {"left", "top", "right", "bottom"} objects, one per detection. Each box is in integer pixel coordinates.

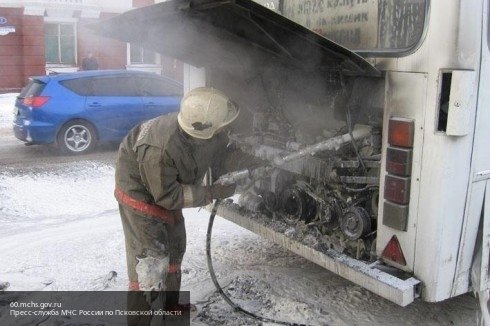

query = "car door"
[
  {"left": 85, "top": 75, "right": 144, "bottom": 140},
  {"left": 135, "top": 75, "right": 182, "bottom": 120}
]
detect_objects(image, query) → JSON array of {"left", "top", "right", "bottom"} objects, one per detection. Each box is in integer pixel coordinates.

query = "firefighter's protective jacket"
[{"left": 115, "top": 113, "right": 244, "bottom": 211}]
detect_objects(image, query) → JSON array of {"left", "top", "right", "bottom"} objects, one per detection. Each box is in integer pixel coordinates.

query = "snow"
[
  {"left": 0, "top": 163, "right": 115, "bottom": 221},
  {"left": 0, "top": 93, "right": 483, "bottom": 325},
  {"left": 0, "top": 93, "right": 17, "bottom": 136}
]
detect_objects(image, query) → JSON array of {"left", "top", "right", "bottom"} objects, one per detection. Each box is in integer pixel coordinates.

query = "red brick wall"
[
  {"left": 0, "top": 9, "right": 128, "bottom": 93},
  {"left": 0, "top": 8, "right": 45, "bottom": 93},
  {"left": 0, "top": 2, "right": 181, "bottom": 92},
  {"left": 78, "top": 15, "right": 127, "bottom": 70},
  {"left": 22, "top": 15, "right": 45, "bottom": 80}
]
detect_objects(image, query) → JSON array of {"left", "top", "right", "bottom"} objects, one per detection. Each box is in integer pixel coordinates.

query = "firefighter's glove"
[{"left": 209, "top": 184, "right": 236, "bottom": 200}]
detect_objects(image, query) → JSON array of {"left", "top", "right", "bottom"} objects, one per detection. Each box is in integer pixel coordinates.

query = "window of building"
[
  {"left": 277, "top": 0, "right": 428, "bottom": 55},
  {"left": 130, "top": 45, "right": 157, "bottom": 64},
  {"left": 45, "top": 23, "right": 76, "bottom": 65}
]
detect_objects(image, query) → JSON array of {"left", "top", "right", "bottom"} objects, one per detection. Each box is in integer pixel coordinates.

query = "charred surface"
[
  {"left": 217, "top": 73, "right": 385, "bottom": 262},
  {"left": 214, "top": 73, "right": 385, "bottom": 262}
]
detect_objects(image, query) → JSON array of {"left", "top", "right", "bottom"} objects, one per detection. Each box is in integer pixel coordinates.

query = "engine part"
[
  {"left": 214, "top": 169, "right": 250, "bottom": 186},
  {"left": 281, "top": 188, "right": 317, "bottom": 223},
  {"left": 370, "top": 190, "right": 379, "bottom": 217},
  {"left": 315, "top": 196, "right": 342, "bottom": 229},
  {"left": 262, "top": 190, "right": 279, "bottom": 211},
  {"left": 273, "top": 124, "right": 372, "bottom": 165},
  {"left": 228, "top": 118, "right": 381, "bottom": 260},
  {"left": 339, "top": 207, "right": 371, "bottom": 240},
  {"left": 238, "top": 192, "right": 264, "bottom": 213},
  {"left": 270, "top": 168, "right": 297, "bottom": 192},
  {"left": 214, "top": 167, "right": 271, "bottom": 186},
  {"left": 340, "top": 176, "right": 379, "bottom": 184}
]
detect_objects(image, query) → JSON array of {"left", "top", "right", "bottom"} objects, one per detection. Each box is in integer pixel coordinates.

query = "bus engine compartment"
[{"left": 220, "top": 73, "right": 386, "bottom": 264}]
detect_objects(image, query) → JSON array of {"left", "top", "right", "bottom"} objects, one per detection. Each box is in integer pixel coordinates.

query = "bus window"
[{"left": 264, "top": 0, "right": 428, "bottom": 56}]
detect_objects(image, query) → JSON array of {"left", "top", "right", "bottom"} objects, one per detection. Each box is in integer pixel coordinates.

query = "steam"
[{"left": 86, "top": 1, "right": 383, "bottom": 144}]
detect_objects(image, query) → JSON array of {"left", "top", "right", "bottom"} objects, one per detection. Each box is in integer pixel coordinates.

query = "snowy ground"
[
  {"left": 0, "top": 93, "right": 16, "bottom": 136},
  {"left": 0, "top": 93, "right": 483, "bottom": 325}
]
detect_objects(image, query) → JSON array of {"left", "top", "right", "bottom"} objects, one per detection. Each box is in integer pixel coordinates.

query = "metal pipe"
[
  {"left": 214, "top": 169, "right": 250, "bottom": 186},
  {"left": 214, "top": 125, "right": 372, "bottom": 186},
  {"left": 339, "top": 176, "right": 379, "bottom": 184},
  {"left": 273, "top": 125, "right": 372, "bottom": 166}
]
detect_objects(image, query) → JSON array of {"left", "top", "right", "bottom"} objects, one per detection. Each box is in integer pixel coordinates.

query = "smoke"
[{"left": 88, "top": 1, "right": 383, "bottom": 143}]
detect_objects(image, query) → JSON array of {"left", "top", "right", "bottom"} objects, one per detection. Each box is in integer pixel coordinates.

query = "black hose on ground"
[{"left": 206, "top": 199, "right": 310, "bottom": 326}]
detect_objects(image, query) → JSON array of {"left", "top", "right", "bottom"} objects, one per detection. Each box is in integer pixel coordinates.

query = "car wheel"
[{"left": 57, "top": 120, "right": 97, "bottom": 154}]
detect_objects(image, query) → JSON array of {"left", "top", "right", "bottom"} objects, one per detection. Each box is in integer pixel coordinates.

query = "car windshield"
[{"left": 257, "top": 0, "right": 428, "bottom": 55}]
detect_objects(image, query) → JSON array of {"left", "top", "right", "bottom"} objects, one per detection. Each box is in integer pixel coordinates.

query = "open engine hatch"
[{"left": 88, "top": 0, "right": 379, "bottom": 76}]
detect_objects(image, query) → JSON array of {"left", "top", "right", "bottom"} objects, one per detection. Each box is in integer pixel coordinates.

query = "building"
[{"left": 0, "top": 0, "right": 183, "bottom": 93}]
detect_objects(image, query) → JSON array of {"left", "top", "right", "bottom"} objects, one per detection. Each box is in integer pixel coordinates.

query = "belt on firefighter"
[{"left": 115, "top": 188, "right": 176, "bottom": 226}]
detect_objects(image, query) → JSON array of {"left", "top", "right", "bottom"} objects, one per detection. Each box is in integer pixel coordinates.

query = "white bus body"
[{"left": 92, "top": 0, "right": 490, "bottom": 305}]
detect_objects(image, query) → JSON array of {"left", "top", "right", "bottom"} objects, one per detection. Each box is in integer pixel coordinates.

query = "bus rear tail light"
[
  {"left": 383, "top": 117, "right": 415, "bottom": 232},
  {"left": 388, "top": 118, "right": 414, "bottom": 148},
  {"left": 381, "top": 235, "right": 407, "bottom": 266},
  {"left": 384, "top": 175, "right": 411, "bottom": 205},
  {"left": 386, "top": 147, "right": 412, "bottom": 176}
]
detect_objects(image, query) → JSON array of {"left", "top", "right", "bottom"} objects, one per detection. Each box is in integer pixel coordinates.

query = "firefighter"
[{"left": 115, "top": 87, "right": 248, "bottom": 296}]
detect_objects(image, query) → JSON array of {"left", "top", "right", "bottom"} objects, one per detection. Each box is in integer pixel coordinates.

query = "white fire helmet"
[{"left": 177, "top": 87, "right": 239, "bottom": 139}]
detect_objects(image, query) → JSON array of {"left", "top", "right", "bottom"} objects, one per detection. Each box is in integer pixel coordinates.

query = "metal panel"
[
  {"left": 481, "top": 182, "right": 490, "bottom": 291},
  {"left": 88, "top": 0, "right": 380, "bottom": 76},
  {"left": 446, "top": 70, "right": 477, "bottom": 136},
  {"left": 471, "top": 0, "right": 490, "bottom": 184},
  {"left": 451, "top": 0, "right": 489, "bottom": 297},
  {"left": 383, "top": 201, "right": 409, "bottom": 231},
  {"left": 475, "top": 2, "right": 490, "bottom": 292},
  {"left": 216, "top": 203, "right": 421, "bottom": 306},
  {"left": 402, "top": 0, "right": 482, "bottom": 301},
  {"left": 451, "top": 181, "right": 486, "bottom": 295}
]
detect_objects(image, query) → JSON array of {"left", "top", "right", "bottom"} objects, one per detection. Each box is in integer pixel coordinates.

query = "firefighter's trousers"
[{"left": 118, "top": 204, "right": 186, "bottom": 292}]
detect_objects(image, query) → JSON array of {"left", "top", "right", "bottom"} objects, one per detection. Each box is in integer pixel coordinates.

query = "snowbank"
[{"left": 0, "top": 93, "right": 17, "bottom": 131}]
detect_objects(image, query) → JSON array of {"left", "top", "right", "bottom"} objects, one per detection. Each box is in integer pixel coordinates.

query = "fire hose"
[{"left": 206, "top": 199, "right": 310, "bottom": 326}]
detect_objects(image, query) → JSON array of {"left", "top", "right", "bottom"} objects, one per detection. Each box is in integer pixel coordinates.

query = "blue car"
[{"left": 13, "top": 70, "right": 182, "bottom": 154}]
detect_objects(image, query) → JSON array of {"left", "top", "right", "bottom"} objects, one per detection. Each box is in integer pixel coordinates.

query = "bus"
[{"left": 92, "top": 0, "right": 490, "bottom": 307}]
